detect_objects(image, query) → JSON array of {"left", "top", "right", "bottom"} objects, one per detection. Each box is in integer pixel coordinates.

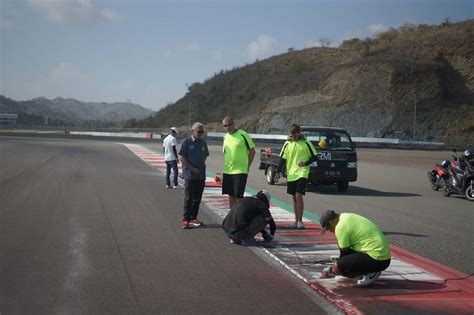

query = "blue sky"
[{"left": 1, "top": 0, "right": 472, "bottom": 110}]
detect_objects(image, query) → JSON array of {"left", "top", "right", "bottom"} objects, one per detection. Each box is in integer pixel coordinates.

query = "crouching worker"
[
  {"left": 222, "top": 190, "right": 276, "bottom": 245},
  {"left": 320, "top": 210, "right": 391, "bottom": 286}
]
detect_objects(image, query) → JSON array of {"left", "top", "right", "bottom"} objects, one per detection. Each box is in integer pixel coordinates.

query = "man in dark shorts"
[
  {"left": 277, "top": 124, "right": 317, "bottom": 229},
  {"left": 319, "top": 210, "right": 391, "bottom": 286},
  {"left": 222, "top": 190, "right": 276, "bottom": 245},
  {"left": 178, "top": 122, "right": 209, "bottom": 229},
  {"left": 221, "top": 116, "right": 256, "bottom": 209}
]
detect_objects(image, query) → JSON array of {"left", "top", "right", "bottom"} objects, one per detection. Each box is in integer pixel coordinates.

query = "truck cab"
[
  {"left": 302, "top": 126, "right": 357, "bottom": 191},
  {"left": 259, "top": 126, "right": 358, "bottom": 192}
]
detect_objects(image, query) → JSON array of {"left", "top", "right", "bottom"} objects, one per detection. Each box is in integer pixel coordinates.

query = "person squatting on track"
[
  {"left": 319, "top": 210, "right": 391, "bottom": 286},
  {"left": 277, "top": 123, "right": 318, "bottom": 229},
  {"left": 163, "top": 127, "right": 181, "bottom": 189},
  {"left": 222, "top": 190, "right": 276, "bottom": 245},
  {"left": 221, "top": 116, "right": 256, "bottom": 209},
  {"left": 178, "top": 122, "right": 209, "bottom": 229}
]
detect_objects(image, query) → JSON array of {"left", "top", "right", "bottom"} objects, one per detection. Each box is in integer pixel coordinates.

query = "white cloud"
[
  {"left": 306, "top": 40, "right": 321, "bottom": 48},
  {"left": 27, "top": 0, "right": 120, "bottom": 23},
  {"left": 162, "top": 49, "right": 173, "bottom": 58},
  {"left": 46, "top": 62, "right": 81, "bottom": 81},
  {"left": 246, "top": 35, "right": 277, "bottom": 61},
  {"left": 121, "top": 80, "right": 136, "bottom": 89},
  {"left": 367, "top": 24, "right": 390, "bottom": 36},
  {"left": 344, "top": 23, "right": 389, "bottom": 40},
  {"left": 185, "top": 42, "right": 201, "bottom": 52}
]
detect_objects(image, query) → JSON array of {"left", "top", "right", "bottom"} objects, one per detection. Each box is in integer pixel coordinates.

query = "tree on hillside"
[{"left": 318, "top": 37, "right": 332, "bottom": 47}]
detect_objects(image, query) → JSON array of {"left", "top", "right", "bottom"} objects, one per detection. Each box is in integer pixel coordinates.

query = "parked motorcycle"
[
  {"left": 427, "top": 159, "right": 454, "bottom": 191},
  {"left": 441, "top": 150, "right": 474, "bottom": 201}
]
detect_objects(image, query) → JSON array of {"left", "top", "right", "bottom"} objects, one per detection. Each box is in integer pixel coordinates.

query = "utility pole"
[{"left": 413, "top": 90, "right": 417, "bottom": 141}]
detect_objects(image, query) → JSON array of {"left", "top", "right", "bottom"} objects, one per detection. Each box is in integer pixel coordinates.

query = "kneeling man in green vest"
[{"left": 320, "top": 210, "right": 391, "bottom": 286}]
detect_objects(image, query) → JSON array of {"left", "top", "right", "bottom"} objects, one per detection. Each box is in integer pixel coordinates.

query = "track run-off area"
[{"left": 1, "top": 135, "right": 473, "bottom": 314}]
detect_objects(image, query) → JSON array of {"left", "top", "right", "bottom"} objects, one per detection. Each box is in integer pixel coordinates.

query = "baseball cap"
[
  {"left": 319, "top": 210, "right": 337, "bottom": 234},
  {"left": 170, "top": 127, "right": 178, "bottom": 134}
]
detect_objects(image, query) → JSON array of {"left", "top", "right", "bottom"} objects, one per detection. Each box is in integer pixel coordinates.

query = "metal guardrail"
[
  {"left": 207, "top": 132, "right": 445, "bottom": 146},
  {"left": 68, "top": 131, "right": 446, "bottom": 148}
]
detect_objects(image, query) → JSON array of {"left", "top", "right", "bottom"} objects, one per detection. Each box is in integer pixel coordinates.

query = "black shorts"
[
  {"left": 287, "top": 178, "right": 308, "bottom": 195},
  {"left": 337, "top": 249, "right": 391, "bottom": 277},
  {"left": 222, "top": 174, "right": 248, "bottom": 198}
]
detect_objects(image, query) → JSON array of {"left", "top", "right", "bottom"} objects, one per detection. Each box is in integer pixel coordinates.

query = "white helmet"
[{"left": 170, "top": 127, "right": 178, "bottom": 135}]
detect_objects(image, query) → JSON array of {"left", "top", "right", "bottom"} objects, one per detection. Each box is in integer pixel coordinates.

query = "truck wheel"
[
  {"left": 337, "top": 181, "right": 349, "bottom": 192},
  {"left": 266, "top": 167, "right": 276, "bottom": 185},
  {"left": 465, "top": 184, "right": 474, "bottom": 201}
]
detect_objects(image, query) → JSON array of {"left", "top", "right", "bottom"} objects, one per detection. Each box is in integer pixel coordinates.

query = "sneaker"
[
  {"left": 335, "top": 275, "right": 360, "bottom": 282},
  {"left": 181, "top": 220, "right": 190, "bottom": 229},
  {"left": 296, "top": 222, "right": 305, "bottom": 229},
  {"left": 173, "top": 184, "right": 184, "bottom": 189},
  {"left": 262, "top": 232, "right": 274, "bottom": 242},
  {"left": 287, "top": 222, "right": 298, "bottom": 229},
  {"left": 166, "top": 185, "right": 172, "bottom": 189},
  {"left": 230, "top": 238, "right": 242, "bottom": 245},
  {"left": 189, "top": 219, "right": 203, "bottom": 227},
  {"left": 357, "top": 271, "right": 381, "bottom": 286}
]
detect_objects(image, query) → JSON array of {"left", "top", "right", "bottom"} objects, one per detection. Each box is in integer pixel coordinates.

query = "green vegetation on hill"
[{"left": 140, "top": 19, "right": 473, "bottom": 145}]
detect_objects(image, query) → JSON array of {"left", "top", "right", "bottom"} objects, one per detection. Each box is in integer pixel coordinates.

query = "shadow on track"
[
  {"left": 383, "top": 231, "right": 427, "bottom": 238},
  {"left": 306, "top": 185, "right": 421, "bottom": 197}
]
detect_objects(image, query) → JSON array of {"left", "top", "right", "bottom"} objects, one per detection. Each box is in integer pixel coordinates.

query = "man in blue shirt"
[{"left": 178, "top": 122, "right": 209, "bottom": 229}]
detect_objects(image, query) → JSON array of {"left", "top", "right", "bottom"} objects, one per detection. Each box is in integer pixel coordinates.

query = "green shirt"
[
  {"left": 335, "top": 213, "right": 391, "bottom": 261},
  {"left": 223, "top": 129, "right": 255, "bottom": 174},
  {"left": 280, "top": 139, "right": 317, "bottom": 182}
]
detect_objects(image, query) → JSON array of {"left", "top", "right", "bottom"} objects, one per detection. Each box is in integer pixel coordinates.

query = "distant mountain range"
[{"left": 0, "top": 95, "right": 153, "bottom": 123}]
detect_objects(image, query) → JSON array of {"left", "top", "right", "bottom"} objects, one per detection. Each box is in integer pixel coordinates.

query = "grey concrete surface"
[
  {"left": 0, "top": 137, "right": 332, "bottom": 314},
  {"left": 200, "top": 144, "right": 473, "bottom": 275}
]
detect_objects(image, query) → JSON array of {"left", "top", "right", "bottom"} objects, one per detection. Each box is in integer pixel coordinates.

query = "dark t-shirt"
[
  {"left": 179, "top": 136, "right": 209, "bottom": 180},
  {"left": 222, "top": 196, "right": 272, "bottom": 233}
]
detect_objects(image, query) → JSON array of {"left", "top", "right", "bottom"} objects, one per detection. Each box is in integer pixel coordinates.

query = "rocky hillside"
[
  {"left": 0, "top": 96, "right": 153, "bottom": 123},
  {"left": 148, "top": 20, "right": 473, "bottom": 145}
]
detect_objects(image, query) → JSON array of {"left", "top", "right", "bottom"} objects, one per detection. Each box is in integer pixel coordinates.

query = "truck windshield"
[{"left": 303, "top": 131, "right": 353, "bottom": 151}]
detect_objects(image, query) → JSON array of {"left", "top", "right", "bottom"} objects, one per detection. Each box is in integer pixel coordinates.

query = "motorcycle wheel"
[
  {"left": 431, "top": 181, "right": 439, "bottom": 191},
  {"left": 465, "top": 185, "right": 474, "bottom": 201},
  {"left": 442, "top": 187, "right": 451, "bottom": 197}
]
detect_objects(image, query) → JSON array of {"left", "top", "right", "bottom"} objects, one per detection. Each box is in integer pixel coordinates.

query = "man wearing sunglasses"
[
  {"left": 179, "top": 122, "right": 209, "bottom": 229},
  {"left": 221, "top": 116, "right": 256, "bottom": 209}
]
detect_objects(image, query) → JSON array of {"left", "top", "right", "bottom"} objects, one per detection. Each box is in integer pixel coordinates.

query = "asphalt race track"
[
  {"left": 1, "top": 136, "right": 472, "bottom": 314},
  {"left": 0, "top": 136, "right": 332, "bottom": 314}
]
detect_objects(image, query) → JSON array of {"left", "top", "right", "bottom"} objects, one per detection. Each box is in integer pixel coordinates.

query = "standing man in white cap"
[
  {"left": 163, "top": 127, "right": 182, "bottom": 189},
  {"left": 222, "top": 190, "right": 276, "bottom": 245}
]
